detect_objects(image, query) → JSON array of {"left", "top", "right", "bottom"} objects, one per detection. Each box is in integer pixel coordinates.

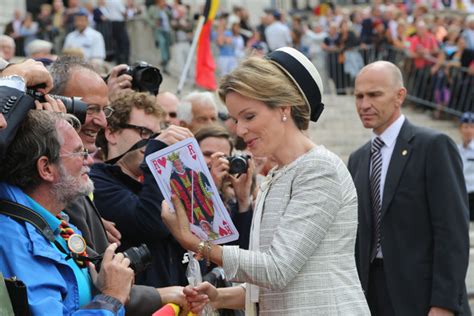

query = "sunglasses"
[{"left": 168, "top": 111, "right": 177, "bottom": 118}]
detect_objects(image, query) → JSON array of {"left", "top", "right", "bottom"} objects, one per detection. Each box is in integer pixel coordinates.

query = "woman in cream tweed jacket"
[{"left": 162, "top": 47, "right": 369, "bottom": 315}]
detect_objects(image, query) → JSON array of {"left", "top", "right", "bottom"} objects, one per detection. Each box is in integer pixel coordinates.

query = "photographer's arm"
[
  {"left": 1, "top": 59, "right": 53, "bottom": 93},
  {"left": 106, "top": 64, "right": 133, "bottom": 102}
]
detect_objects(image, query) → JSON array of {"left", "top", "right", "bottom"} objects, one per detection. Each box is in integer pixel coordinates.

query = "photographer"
[
  {"left": 0, "top": 110, "right": 133, "bottom": 314},
  {"left": 0, "top": 59, "right": 66, "bottom": 156},
  {"left": 106, "top": 62, "right": 162, "bottom": 103},
  {"left": 195, "top": 124, "right": 254, "bottom": 250},
  {"left": 0, "top": 59, "right": 65, "bottom": 119},
  {"left": 106, "top": 64, "right": 134, "bottom": 103},
  {"left": 91, "top": 92, "right": 193, "bottom": 288}
]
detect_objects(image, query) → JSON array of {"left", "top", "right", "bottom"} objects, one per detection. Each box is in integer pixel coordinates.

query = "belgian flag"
[{"left": 195, "top": 0, "right": 219, "bottom": 90}]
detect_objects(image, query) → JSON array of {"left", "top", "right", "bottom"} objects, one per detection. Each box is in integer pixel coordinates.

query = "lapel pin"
[{"left": 402, "top": 149, "right": 408, "bottom": 156}]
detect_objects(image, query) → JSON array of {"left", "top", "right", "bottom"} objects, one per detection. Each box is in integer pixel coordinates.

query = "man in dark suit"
[{"left": 348, "top": 61, "right": 471, "bottom": 316}]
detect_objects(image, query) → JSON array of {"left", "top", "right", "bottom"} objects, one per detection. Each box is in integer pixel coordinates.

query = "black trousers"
[
  {"left": 368, "top": 259, "right": 395, "bottom": 316},
  {"left": 111, "top": 21, "right": 130, "bottom": 65}
]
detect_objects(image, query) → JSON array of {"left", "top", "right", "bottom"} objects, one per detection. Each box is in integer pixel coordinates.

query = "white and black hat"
[{"left": 266, "top": 47, "right": 324, "bottom": 122}]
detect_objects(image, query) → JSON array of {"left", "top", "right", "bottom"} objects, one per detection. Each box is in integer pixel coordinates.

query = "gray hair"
[
  {"left": 177, "top": 91, "right": 218, "bottom": 123},
  {"left": 0, "top": 111, "right": 80, "bottom": 192},
  {"left": 0, "top": 35, "right": 15, "bottom": 48},
  {"left": 176, "top": 100, "right": 193, "bottom": 123},
  {"left": 26, "top": 39, "right": 53, "bottom": 57},
  {"left": 49, "top": 55, "right": 96, "bottom": 95}
]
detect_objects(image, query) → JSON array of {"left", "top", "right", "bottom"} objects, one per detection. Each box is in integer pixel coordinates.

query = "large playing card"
[{"left": 146, "top": 138, "right": 239, "bottom": 244}]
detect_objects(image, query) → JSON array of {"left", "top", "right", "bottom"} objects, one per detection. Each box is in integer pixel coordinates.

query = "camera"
[
  {"left": 26, "top": 89, "right": 88, "bottom": 124},
  {"left": 123, "top": 243, "right": 152, "bottom": 274},
  {"left": 0, "top": 86, "right": 89, "bottom": 159},
  {"left": 118, "top": 61, "right": 162, "bottom": 96},
  {"left": 227, "top": 154, "right": 250, "bottom": 174},
  {"left": 90, "top": 243, "right": 152, "bottom": 274}
]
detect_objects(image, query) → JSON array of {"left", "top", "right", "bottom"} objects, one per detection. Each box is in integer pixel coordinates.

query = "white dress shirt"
[
  {"left": 458, "top": 140, "right": 474, "bottom": 193},
  {"left": 63, "top": 27, "right": 106, "bottom": 61},
  {"left": 105, "top": 0, "right": 126, "bottom": 21}
]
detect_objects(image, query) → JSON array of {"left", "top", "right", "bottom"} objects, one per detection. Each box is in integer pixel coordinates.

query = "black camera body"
[
  {"left": 26, "top": 89, "right": 88, "bottom": 124},
  {"left": 118, "top": 61, "right": 162, "bottom": 96},
  {"left": 227, "top": 154, "right": 250, "bottom": 174},
  {"left": 92, "top": 243, "right": 151, "bottom": 275},
  {"left": 123, "top": 243, "right": 152, "bottom": 274},
  {"left": 0, "top": 86, "right": 87, "bottom": 159}
]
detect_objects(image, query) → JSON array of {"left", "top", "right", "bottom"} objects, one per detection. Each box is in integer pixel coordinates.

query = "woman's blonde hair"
[{"left": 218, "top": 56, "right": 310, "bottom": 130}]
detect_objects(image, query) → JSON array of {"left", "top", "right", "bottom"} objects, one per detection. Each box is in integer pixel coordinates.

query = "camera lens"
[
  {"left": 123, "top": 243, "right": 152, "bottom": 274},
  {"left": 50, "top": 95, "right": 87, "bottom": 124},
  {"left": 25, "top": 89, "right": 87, "bottom": 124},
  {"left": 228, "top": 155, "right": 250, "bottom": 174}
]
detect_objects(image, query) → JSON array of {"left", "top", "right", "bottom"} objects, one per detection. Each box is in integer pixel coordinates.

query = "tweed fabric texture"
[{"left": 223, "top": 146, "right": 369, "bottom": 315}]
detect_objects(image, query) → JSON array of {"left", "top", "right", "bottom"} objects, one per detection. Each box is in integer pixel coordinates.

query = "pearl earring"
[{"left": 282, "top": 115, "right": 287, "bottom": 122}]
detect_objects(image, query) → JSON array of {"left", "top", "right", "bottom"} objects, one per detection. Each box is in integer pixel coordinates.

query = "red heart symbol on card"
[
  {"left": 152, "top": 159, "right": 162, "bottom": 174},
  {"left": 157, "top": 157, "right": 167, "bottom": 168}
]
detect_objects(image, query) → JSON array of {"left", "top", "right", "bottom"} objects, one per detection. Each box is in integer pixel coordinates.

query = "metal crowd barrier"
[{"left": 324, "top": 44, "right": 473, "bottom": 116}]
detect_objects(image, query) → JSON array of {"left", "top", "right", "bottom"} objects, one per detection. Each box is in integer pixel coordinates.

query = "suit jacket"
[{"left": 348, "top": 119, "right": 471, "bottom": 315}]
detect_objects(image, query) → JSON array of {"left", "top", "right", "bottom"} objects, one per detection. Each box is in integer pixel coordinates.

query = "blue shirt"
[
  {"left": 26, "top": 196, "right": 92, "bottom": 307},
  {"left": 0, "top": 183, "right": 124, "bottom": 315}
]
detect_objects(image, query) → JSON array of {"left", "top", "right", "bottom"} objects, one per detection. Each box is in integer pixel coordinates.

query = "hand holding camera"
[
  {"left": 1, "top": 59, "right": 53, "bottom": 93},
  {"left": 106, "top": 62, "right": 163, "bottom": 102},
  {"left": 209, "top": 152, "right": 230, "bottom": 190},
  {"left": 34, "top": 94, "right": 66, "bottom": 113},
  {"left": 89, "top": 243, "right": 135, "bottom": 305},
  {"left": 106, "top": 64, "right": 133, "bottom": 102},
  {"left": 229, "top": 155, "right": 255, "bottom": 213}
]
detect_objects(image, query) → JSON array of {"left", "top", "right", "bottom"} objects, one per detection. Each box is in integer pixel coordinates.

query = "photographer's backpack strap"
[{"left": 0, "top": 199, "right": 55, "bottom": 242}]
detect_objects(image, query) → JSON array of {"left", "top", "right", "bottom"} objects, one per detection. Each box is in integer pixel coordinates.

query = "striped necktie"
[{"left": 370, "top": 136, "right": 384, "bottom": 261}]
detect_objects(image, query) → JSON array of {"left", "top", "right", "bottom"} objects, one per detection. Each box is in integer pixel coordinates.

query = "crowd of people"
[
  {"left": 2, "top": 1, "right": 474, "bottom": 87},
  {"left": 0, "top": 1, "right": 473, "bottom": 316}
]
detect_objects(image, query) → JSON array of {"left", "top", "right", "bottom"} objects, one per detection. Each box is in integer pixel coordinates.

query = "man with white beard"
[{"left": 0, "top": 110, "right": 133, "bottom": 314}]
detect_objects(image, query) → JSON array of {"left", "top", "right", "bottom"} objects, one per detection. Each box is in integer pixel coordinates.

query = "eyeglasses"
[
  {"left": 119, "top": 123, "right": 157, "bottom": 139},
  {"left": 87, "top": 105, "right": 114, "bottom": 118},
  {"left": 60, "top": 148, "right": 89, "bottom": 160}
]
